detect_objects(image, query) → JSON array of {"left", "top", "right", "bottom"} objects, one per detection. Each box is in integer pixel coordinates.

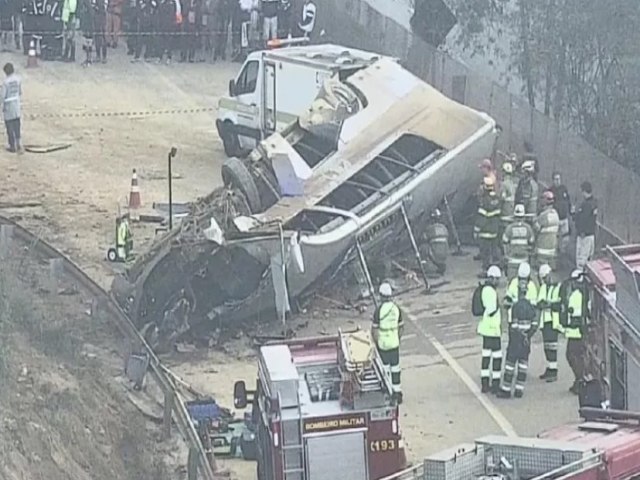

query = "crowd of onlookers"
[{"left": 0, "top": 0, "right": 317, "bottom": 64}]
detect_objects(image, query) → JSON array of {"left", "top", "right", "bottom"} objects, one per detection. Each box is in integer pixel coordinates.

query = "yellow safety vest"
[
  {"left": 506, "top": 278, "right": 537, "bottom": 322},
  {"left": 477, "top": 285, "right": 501, "bottom": 338},
  {"left": 565, "top": 289, "right": 583, "bottom": 339},
  {"left": 117, "top": 221, "right": 129, "bottom": 247},
  {"left": 377, "top": 302, "right": 401, "bottom": 351},
  {"left": 537, "top": 282, "right": 562, "bottom": 331}
]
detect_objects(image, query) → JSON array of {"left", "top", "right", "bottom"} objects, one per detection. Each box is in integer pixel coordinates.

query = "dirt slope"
[{"left": 0, "top": 249, "right": 173, "bottom": 480}]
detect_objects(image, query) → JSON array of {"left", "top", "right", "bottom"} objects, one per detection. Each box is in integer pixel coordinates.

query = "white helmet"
[
  {"left": 518, "top": 262, "right": 531, "bottom": 279},
  {"left": 487, "top": 265, "right": 502, "bottom": 279},
  {"left": 538, "top": 264, "right": 552, "bottom": 279},
  {"left": 379, "top": 282, "right": 393, "bottom": 297},
  {"left": 522, "top": 160, "right": 535, "bottom": 172},
  {"left": 570, "top": 269, "right": 584, "bottom": 281},
  {"left": 514, "top": 204, "right": 526, "bottom": 218}
]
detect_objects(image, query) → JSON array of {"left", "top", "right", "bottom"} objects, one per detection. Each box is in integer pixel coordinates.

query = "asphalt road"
[{"left": 390, "top": 254, "right": 579, "bottom": 460}]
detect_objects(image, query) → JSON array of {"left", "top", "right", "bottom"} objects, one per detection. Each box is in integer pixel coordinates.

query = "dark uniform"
[
  {"left": 181, "top": 0, "right": 201, "bottom": 62},
  {"left": 156, "top": 0, "right": 176, "bottom": 61},
  {"left": 475, "top": 188, "right": 501, "bottom": 272},
  {"left": 498, "top": 284, "right": 537, "bottom": 398},
  {"left": 133, "top": 0, "right": 156, "bottom": 60},
  {"left": 422, "top": 220, "right": 449, "bottom": 276},
  {"left": 91, "top": 0, "right": 108, "bottom": 62}
]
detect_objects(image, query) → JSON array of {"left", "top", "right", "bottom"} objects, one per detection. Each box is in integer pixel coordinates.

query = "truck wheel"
[
  {"left": 220, "top": 121, "right": 241, "bottom": 158},
  {"left": 221, "top": 157, "right": 263, "bottom": 213}
]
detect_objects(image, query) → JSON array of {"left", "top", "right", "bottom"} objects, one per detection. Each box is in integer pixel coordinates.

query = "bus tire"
[{"left": 221, "top": 157, "right": 263, "bottom": 213}]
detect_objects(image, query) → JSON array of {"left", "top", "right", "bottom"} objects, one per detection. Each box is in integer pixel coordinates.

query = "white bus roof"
[{"left": 261, "top": 44, "right": 391, "bottom": 71}]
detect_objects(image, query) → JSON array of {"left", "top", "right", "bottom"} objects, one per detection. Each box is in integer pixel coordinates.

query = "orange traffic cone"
[
  {"left": 27, "top": 40, "right": 38, "bottom": 68},
  {"left": 128, "top": 169, "right": 141, "bottom": 221}
]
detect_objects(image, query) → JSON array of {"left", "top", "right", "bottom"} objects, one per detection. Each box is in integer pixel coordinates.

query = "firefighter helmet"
[
  {"left": 483, "top": 175, "right": 496, "bottom": 188},
  {"left": 570, "top": 269, "right": 584, "bottom": 281},
  {"left": 518, "top": 262, "right": 531, "bottom": 279},
  {"left": 538, "top": 264, "right": 552, "bottom": 278},
  {"left": 514, "top": 204, "right": 526, "bottom": 218},
  {"left": 379, "top": 282, "right": 393, "bottom": 297},
  {"left": 502, "top": 162, "right": 514, "bottom": 174},
  {"left": 522, "top": 160, "right": 535, "bottom": 172},
  {"left": 487, "top": 265, "right": 502, "bottom": 279}
]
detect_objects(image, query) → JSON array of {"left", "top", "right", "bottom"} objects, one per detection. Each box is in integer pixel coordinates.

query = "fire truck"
[
  {"left": 585, "top": 244, "right": 640, "bottom": 411},
  {"left": 233, "top": 328, "right": 407, "bottom": 480},
  {"left": 383, "top": 407, "right": 640, "bottom": 480}
]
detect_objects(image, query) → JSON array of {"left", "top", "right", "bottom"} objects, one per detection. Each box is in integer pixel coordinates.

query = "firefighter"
[
  {"left": 537, "top": 264, "right": 563, "bottom": 382},
  {"left": 476, "top": 265, "right": 503, "bottom": 394},
  {"left": 116, "top": 215, "right": 133, "bottom": 261},
  {"left": 500, "top": 161, "right": 517, "bottom": 229},
  {"left": 422, "top": 209, "right": 449, "bottom": 276},
  {"left": 562, "top": 269, "right": 588, "bottom": 395},
  {"left": 372, "top": 282, "right": 404, "bottom": 404},
  {"left": 497, "top": 277, "right": 537, "bottom": 399},
  {"left": 475, "top": 176, "right": 501, "bottom": 275},
  {"left": 502, "top": 204, "right": 535, "bottom": 279},
  {"left": 533, "top": 190, "right": 560, "bottom": 270},
  {"left": 504, "top": 262, "right": 537, "bottom": 324},
  {"left": 515, "top": 160, "right": 539, "bottom": 221}
]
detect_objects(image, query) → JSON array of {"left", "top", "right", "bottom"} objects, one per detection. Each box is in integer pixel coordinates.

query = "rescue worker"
[
  {"left": 500, "top": 161, "right": 517, "bottom": 229},
  {"left": 497, "top": 277, "right": 537, "bottom": 399},
  {"left": 132, "top": 0, "right": 157, "bottom": 62},
  {"left": 550, "top": 172, "right": 571, "bottom": 255},
  {"left": 475, "top": 176, "right": 501, "bottom": 275},
  {"left": 502, "top": 204, "right": 534, "bottom": 279},
  {"left": 477, "top": 265, "right": 503, "bottom": 394},
  {"left": 537, "top": 264, "right": 563, "bottom": 382},
  {"left": 504, "top": 262, "right": 537, "bottom": 325},
  {"left": 562, "top": 269, "right": 588, "bottom": 395},
  {"left": 515, "top": 160, "right": 538, "bottom": 221},
  {"left": 533, "top": 190, "right": 560, "bottom": 270},
  {"left": 476, "top": 158, "right": 498, "bottom": 201},
  {"left": 116, "top": 215, "right": 133, "bottom": 261},
  {"left": 574, "top": 181, "right": 598, "bottom": 270},
  {"left": 298, "top": 0, "right": 315, "bottom": 39},
  {"left": 372, "top": 282, "right": 404, "bottom": 404},
  {"left": 61, "top": 0, "right": 77, "bottom": 62},
  {"left": 422, "top": 209, "right": 449, "bottom": 276}
]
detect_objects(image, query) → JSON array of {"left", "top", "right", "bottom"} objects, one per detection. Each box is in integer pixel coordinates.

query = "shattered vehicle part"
[{"left": 111, "top": 56, "right": 499, "bottom": 341}]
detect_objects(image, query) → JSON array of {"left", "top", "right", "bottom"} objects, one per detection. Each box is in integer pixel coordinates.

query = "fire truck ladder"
[
  {"left": 279, "top": 391, "right": 306, "bottom": 480},
  {"left": 339, "top": 329, "right": 394, "bottom": 397}
]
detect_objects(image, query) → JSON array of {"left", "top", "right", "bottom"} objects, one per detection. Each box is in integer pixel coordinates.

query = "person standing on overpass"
[
  {"left": 574, "top": 181, "right": 597, "bottom": 270},
  {"left": 372, "top": 282, "right": 404, "bottom": 404}
]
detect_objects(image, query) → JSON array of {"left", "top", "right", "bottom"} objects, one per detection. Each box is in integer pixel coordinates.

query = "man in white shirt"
[
  {"left": 298, "top": 0, "right": 315, "bottom": 38},
  {"left": 1, "top": 62, "right": 22, "bottom": 154}
]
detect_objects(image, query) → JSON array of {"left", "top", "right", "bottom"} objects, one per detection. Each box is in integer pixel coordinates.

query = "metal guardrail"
[{"left": 0, "top": 216, "right": 216, "bottom": 480}]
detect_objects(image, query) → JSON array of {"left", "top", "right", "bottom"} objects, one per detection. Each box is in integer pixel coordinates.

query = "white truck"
[{"left": 215, "top": 43, "right": 386, "bottom": 157}]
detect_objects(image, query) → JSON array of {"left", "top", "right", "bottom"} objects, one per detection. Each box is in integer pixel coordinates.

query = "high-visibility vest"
[
  {"left": 477, "top": 285, "right": 501, "bottom": 337},
  {"left": 117, "top": 221, "right": 129, "bottom": 247},
  {"left": 377, "top": 302, "right": 401, "bottom": 351},
  {"left": 538, "top": 282, "right": 562, "bottom": 331},
  {"left": 565, "top": 289, "right": 584, "bottom": 339},
  {"left": 506, "top": 278, "right": 537, "bottom": 322},
  {"left": 535, "top": 207, "right": 560, "bottom": 257}
]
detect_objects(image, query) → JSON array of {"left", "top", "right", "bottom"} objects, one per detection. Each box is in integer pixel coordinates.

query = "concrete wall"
[{"left": 318, "top": 0, "right": 639, "bottom": 244}]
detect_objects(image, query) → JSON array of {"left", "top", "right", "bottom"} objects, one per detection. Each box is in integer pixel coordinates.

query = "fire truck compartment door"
[
  {"left": 306, "top": 432, "right": 367, "bottom": 480},
  {"left": 627, "top": 354, "right": 640, "bottom": 411}
]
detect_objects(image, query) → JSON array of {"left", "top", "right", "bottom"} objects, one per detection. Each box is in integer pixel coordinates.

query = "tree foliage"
[{"left": 451, "top": 0, "right": 640, "bottom": 171}]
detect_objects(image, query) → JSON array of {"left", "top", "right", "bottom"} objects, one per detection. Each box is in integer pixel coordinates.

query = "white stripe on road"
[{"left": 405, "top": 312, "right": 517, "bottom": 437}]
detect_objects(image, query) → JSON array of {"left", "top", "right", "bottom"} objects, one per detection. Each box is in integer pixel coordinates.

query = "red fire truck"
[
  {"left": 385, "top": 407, "right": 640, "bottom": 480},
  {"left": 233, "top": 329, "right": 407, "bottom": 480},
  {"left": 585, "top": 244, "right": 640, "bottom": 411}
]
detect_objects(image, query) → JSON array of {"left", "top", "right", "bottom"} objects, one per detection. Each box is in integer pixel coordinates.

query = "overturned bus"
[{"left": 111, "top": 52, "right": 498, "bottom": 341}]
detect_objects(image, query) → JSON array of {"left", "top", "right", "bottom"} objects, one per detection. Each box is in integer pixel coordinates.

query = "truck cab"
[{"left": 215, "top": 44, "right": 385, "bottom": 158}]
